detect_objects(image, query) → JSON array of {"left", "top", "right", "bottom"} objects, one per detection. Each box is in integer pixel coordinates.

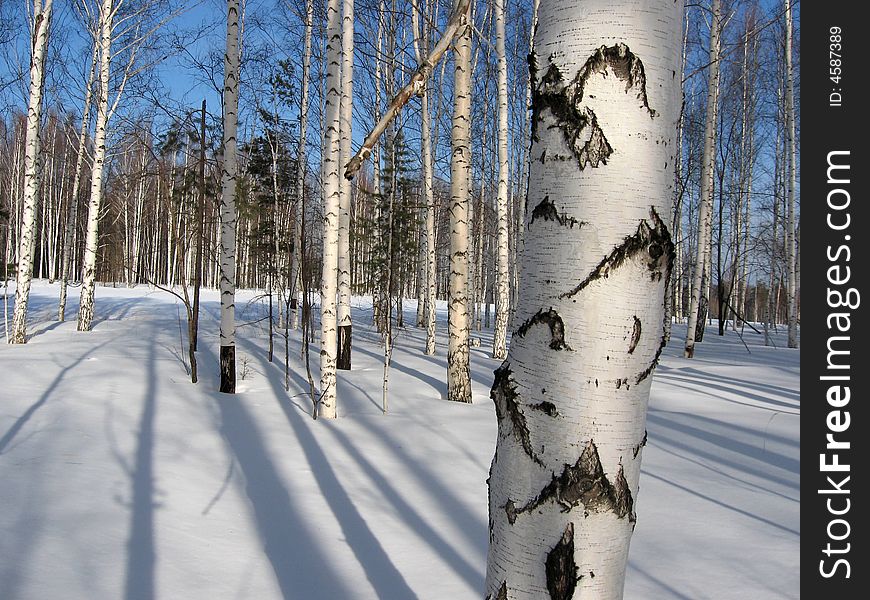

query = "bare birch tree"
[
  {"left": 684, "top": 0, "right": 721, "bottom": 358},
  {"left": 485, "top": 0, "right": 682, "bottom": 597},
  {"left": 336, "top": 0, "right": 354, "bottom": 370},
  {"left": 784, "top": 0, "right": 797, "bottom": 348},
  {"left": 9, "top": 0, "right": 53, "bottom": 344},
  {"left": 319, "top": 0, "right": 343, "bottom": 418},
  {"left": 218, "top": 0, "right": 241, "bottom": 392},
  {"left": 446, "top": 0, "right": 473, "bottom": 404},
  {"left": 492, "top": 0, "right": 510, "bottom": 360}
]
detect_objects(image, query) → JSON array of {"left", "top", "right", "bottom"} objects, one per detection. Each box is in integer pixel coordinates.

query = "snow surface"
[{"left": 0, "top": 281, "right": 799, "bottom": 599}]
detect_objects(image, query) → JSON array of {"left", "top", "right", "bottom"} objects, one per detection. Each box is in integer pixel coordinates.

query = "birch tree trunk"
[
  {"left": 319, "top": 0, "right": 343, "bottom": 418},
  {"left": 291, "top": 0, "right": 313, "bottom": 332},
  {"left": 784, "top": 0, "right": 797, "bottom": 348},
  {"left": 485, "top": 0, "right": 681, "bottom": 597},
  {"left": 447, "top": 0, "right": 473, "bottom": 404},
  {"left": 218, "top": 0, "right": 241, "bottom": 392},
  {"left": 9, "top": 0, "right": 53, "bottom": 344},
  {"left": 412, "top": 0, "right": 438, "bottom": 355},
  {"left": 336, "top": 0, "right": 354, "bottom": 370},
  {"left": 683, "top": 0, "right": 721, "bottom": 358},
  {"left": 77, "top": 0, "right": 114, "bottom": 333},
  {"left": 492, "top": 0, "right": 510, "bottom": 360}
]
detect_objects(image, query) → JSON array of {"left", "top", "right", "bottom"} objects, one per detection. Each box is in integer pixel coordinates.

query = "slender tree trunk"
[
  {"left": 336, "top": 0, "right": 354, "bottom": 370},
  {"left": 485, "top": 1, "right": 681, "bottom": 597},
  {"left": 192, "top": 99, "right": 206, "bottom": 363},
  {"left": 447, "top": 0, "right": 473, "bottom": 404},
  {"left": 291, "top": 0, "right": 313, "bottom": 332},
  {"left": 218, "top": 0, "right": 241, "bottom": 392},
  {"left": 77, "top": 0, "right": 114, "bottom": 333},
  {"left": 784, "top": 0, "right": 797, "bottom": 348},
  {"left": 412, "top": 0, "right": 438, "bottom": 354},
  {"left": 492, "top": 0, "right": 510, "bottom": 360},
  {"left": 684, "top": 0, "right": 721, "bottom": 358},
  {"left": 319, "top": 0, "right": 343, "bottom": 418},
  {"left": 10, "top": 0, "right": 53, "bottom": 343}
]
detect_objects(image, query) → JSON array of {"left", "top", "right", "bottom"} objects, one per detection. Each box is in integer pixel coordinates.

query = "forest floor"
[{"left": 0, "top": 281, "right": 799, "bottom": 599}]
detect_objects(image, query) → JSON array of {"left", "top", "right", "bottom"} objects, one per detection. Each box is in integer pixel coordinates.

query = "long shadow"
[
  {"left": 213, "top": 392, "right": 359, "bottom": 599},
  {"left": 657, "top": 376, "right": 799, "bottom": 416},
  {"left": 349, "top": 416, "right": 489, "bottom": 563},
  {"left": 641, "top": 469, "right": 799, "bottom": 537},
  {"left": 645, "top": 414, "right": 798, "bottom": 491},
  {"left": 676, "top": 365, "right": 801, "bottom": 401},
  {"left": 646, "top": 410, "right": 799, "bottom": 467},
  {"left": 124, "top": 340, "right": 157, "bottom": 600},
  {"left": 354, "top": 344, "right": 446, "bottom": 399},
  {"left": 243, "top": 358, "right": 417, "bottom": 599},
  {"left": 629, "top": 562, "right": 696, "bottom": 600},
  {"left": 325, "top": 422, "right": 486, "bottom": 592},
  {"left": 0, "top": 338, "right": 112, "bottom": 455}
]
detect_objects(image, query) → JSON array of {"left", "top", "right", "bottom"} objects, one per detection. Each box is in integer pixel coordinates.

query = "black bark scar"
[
  {"left": 488, "top": 581, "right": 508, "bottom": 600},
  {"left": 628, "top": 316, "right": 642, "bottom": 354},
  {"left": 574, "top": 43, "right": 657, "bottom": 117},
  {"left": 514, "top": 440, "right": 634, "bottom": 521},
  {"left": 632, "top": 430, "right": 648, "bottom": 458},
  {"left": 529, "top": 195, "right": 585, "bottom": 229},
  {"left": 546, "top": 523, "right": 580, "bottom": 600},
  {"left": 531, "top": 43, "right": 656, "bottom": 170},
  {"left": 491, "top": 364, "right": 544, "bottom": 467},
  {"left": 514, "top": 308, "right": 572, "bottom": 351},
  {"left": 559, "top": 207, "right": 674, "bottom": 300}
]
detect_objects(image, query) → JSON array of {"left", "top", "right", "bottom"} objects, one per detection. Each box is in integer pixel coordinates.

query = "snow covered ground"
[{"left": 0, "top": 281, "right": 799, "bottom": 599}]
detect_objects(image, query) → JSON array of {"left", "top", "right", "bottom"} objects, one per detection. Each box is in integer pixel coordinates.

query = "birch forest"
[{"left": 1, "top": 0, "right": 800, "bottom": 598}]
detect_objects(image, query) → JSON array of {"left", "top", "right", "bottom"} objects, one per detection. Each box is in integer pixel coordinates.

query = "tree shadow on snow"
[{"left": 123, "top": 340, "right": 158, "bottom": 600}]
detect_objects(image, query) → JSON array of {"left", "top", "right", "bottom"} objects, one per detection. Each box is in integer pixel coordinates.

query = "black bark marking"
[
  {"left": 514, "top": 308, "right": 572, "bottom": 351},
  {"left": 491, "top": 364, "right": 544, "bottom": 467},
  {"left": 632, "top": 430, "right": 648, "bottom": 459},
  {"left": 530, "top": 44, "right": 656, "bottom": 171},
  {"left": 559, "top": 207, "right": 674, "bottom": 300},
  {"left": 545, "top": 523, "right": 579, "bottom": 600},
  {"left": 635, "top": 327, "right": 668, "bottom": 385},
  {"left": 574, "top": 43, "right": 657, "bottom": 117},
  {"left": 628, "top": 316, "right": 642, "bottom": 354},
  {"left": 531, "top": 400, "right": 559, "bottom": 417},
  {"left": 612, "top": 465, "right": 636, "bottom": 523},
  {"left": 529, "top": 195, "right": 585, "bottom": 229},
  {"left": 531, "top": 63, "right": 613, "bottom": 170},
  {"left": 487, "top": 581, "right": 508, "bottom": 600},
  {"left": 516, "top": 440, "right": 634, "bottom": 519},
  {"left": 505, "top": 499, "right": 517, "bottom": 525}
]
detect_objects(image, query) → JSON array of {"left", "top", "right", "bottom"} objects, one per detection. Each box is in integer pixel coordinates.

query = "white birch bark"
[
  {"left": 485, "top": 0, "right": 682, "bottom": 597},
  {"left": 492, "top": 0, "right": 510, "bottom": 360},
  {"left": 336, "top": 0, "right": 354, "bottom": 370},
  {"left": 10, "top": 0, "right": 53, "bottom": 344},
  {"left": 412, "top": 0, "right": 437, "bottom": 355},
  {"left": 77, "top": 0, "right": 114, "bottom": 332},
  {"left": 447, "top": 0, "right": 472, "bottom": 404},
  {"left": 218, "top": 0, "right": 241, "bottom": 392},
  {"left": 291, "top": 0, "right": 313, "bottom": 332},
  {"left": 319, "top": 0, "right": 343, "bottom": 418},
  {"left": 784, "top": 0, "right": 797, "bottom": 348},
  {"left": 683, "top": 0, "right": 721, "bottom": 358}
]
